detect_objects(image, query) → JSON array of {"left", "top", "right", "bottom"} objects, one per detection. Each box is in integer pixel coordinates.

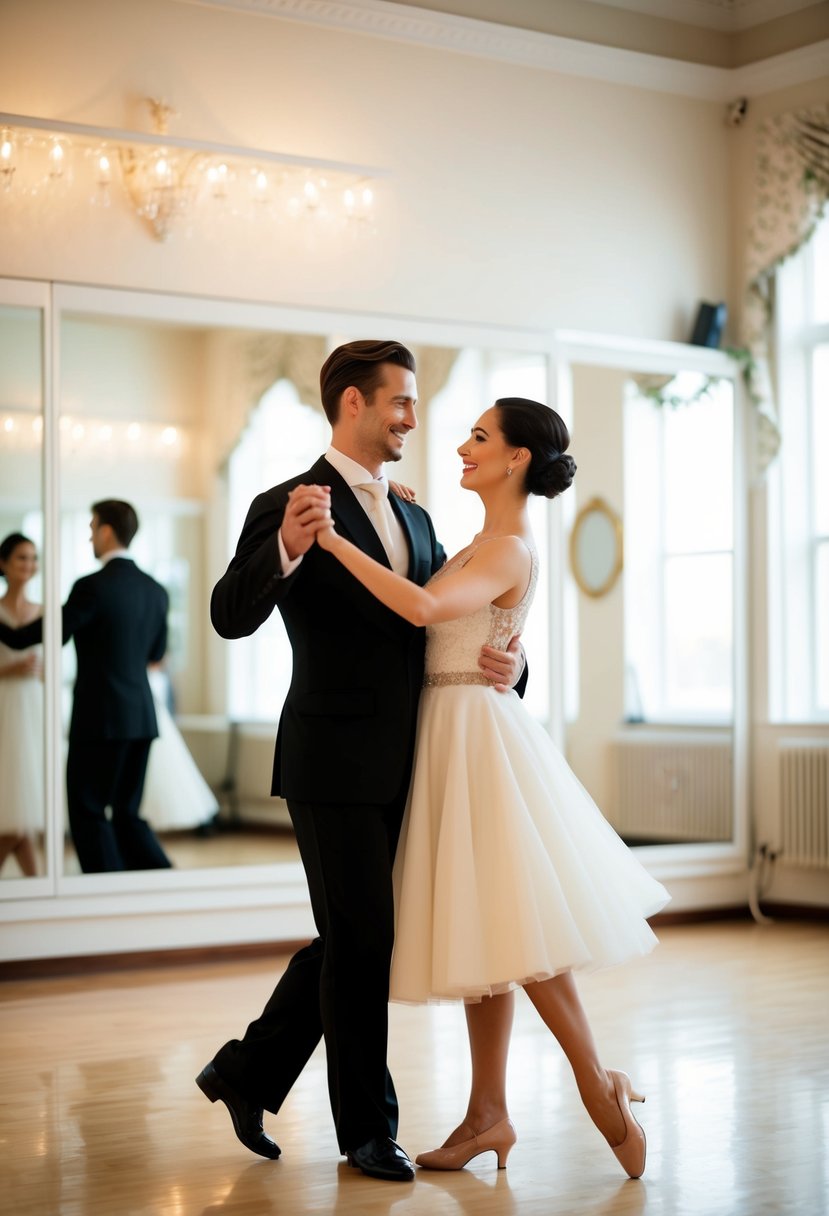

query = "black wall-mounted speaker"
[{"left": 690, "top": 301, "right": 727, "bottom": 348}]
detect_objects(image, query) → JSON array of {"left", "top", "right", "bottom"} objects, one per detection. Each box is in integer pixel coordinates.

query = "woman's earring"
[{"left": 505, "top": 467, "right": 513, "bottom": 477}]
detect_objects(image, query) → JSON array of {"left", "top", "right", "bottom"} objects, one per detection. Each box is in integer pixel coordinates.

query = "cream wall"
[{"left": 2, "top": 0, "right": 729, "bottom": 341}]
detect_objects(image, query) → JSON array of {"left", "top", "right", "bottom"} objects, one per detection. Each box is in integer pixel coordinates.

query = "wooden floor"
[{"left": 1, "top": 920, "right": 827, "bottom": 1216}]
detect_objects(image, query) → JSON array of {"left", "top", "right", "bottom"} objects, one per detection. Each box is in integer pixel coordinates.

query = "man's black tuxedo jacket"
[
  {"left": 0, "top": 557, "right": 168, "bottom": 742},
  {"left": 211, "top": 456, "right": 446, "bottom": 806}
]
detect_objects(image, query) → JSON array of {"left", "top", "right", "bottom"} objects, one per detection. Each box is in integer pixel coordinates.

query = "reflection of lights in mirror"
[{"left": 54, "top": 414, "right": 185, "bottom": 458}]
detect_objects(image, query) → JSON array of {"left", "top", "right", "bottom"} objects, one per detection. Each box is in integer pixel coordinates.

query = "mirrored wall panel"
[
  {"left": 55, "top": 306, "right": 551, "bottom": 877},
  {"left": 565, "top": 362, "right": 735, "bottom": 846},
  {"left": 0, "top": 303, "right": 45, "bottom": 879}
]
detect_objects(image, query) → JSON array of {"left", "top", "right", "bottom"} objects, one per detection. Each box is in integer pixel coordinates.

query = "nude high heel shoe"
[
  {"left": 608, "top": 1070, "right": 646, "bottom": 1179},
  {"left": 415, "top": 1117, "right": 517, "bottom": 1170}
]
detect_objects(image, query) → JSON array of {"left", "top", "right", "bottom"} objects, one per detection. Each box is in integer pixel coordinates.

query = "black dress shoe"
[
  {"left": 346, "top": 1136, "right": 415, "bottom": 1181},
  {"left": 196, "top": 1061, "right": 281, "bottom": 1160}
]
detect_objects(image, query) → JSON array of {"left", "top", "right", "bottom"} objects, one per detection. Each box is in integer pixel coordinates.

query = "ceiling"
[
  {"left": 394, "top": 0, "right": 829, "bottom": 66},
  {"left": 589, "top": 0, "right": 822, "bottom": 31}
]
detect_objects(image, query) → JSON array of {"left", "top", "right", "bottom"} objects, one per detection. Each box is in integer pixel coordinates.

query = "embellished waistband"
[{"left": 423, "top": 671, "right": 491, "bottom": 688}]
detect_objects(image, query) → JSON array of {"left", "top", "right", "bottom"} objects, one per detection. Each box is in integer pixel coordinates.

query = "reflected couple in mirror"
[
  {"left": 0, "top": 532, "right": 43, "bottom": 876},
  {"left": 197, "top": 340, "right": 669, "bottom": 1184},
  {"left": 0, "top": 500, "right": 173, "bottom": 874}
]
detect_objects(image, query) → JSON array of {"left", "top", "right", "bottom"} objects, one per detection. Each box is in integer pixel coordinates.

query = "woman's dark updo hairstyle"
[
  {"left": 494, "top": 398, "right": 577, "bottom": 499},
  {"left": 0, "top": 532, "right": 35, "bottom": 567}
]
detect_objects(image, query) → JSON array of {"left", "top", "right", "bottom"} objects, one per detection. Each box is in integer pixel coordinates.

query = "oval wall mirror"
[{"left": 570, "top": 496, "right": 623, "bottom": 598}]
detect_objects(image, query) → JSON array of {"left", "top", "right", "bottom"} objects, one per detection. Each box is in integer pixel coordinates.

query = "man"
[
  {"left": 0, "top": 499, "right": 171, "bottom": 873},
  {"left": 198, "top": 340, "right": 524, "bottom": 1182}
]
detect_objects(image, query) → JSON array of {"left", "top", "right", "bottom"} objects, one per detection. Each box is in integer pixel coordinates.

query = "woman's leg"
[
  {"left": 524, "top": 971, "right": 626, "bottom": 1145},
  {"left": 439, "top": 990, "right": 515, "bottom": 1146},
  {"left": 0, "top": 832, "right": 37, "bottom": 877},
  {"left": 0, "top": 834, "right": 16, "bottom": 871},
  {"left": 15, "top": 833, "right": 37, "bottom": 876}
]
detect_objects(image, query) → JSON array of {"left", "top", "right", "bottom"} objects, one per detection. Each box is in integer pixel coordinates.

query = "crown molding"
[{"left": 176, "top": 0, "right": 829, "bottom": 99}]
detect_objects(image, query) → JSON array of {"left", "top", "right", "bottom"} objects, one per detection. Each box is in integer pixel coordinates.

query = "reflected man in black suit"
[
  {"left": 197, "top": 341, "right": 526, "bottom": 1182},
  {"left": 0, "top": 499, "right": 171, "bottom": 873}
]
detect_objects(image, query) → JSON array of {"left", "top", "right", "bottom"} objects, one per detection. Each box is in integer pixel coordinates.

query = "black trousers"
[
  {"left": 66, "top": 738, "right": 172, "bottom": 873},
  {"left": 214, "top": 793, "right": 406, "bottom": 1152}
]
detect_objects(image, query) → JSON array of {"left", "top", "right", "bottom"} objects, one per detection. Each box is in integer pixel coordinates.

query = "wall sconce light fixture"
[{"left": 0, "top": 100, "right": 386, "bottom": 241}]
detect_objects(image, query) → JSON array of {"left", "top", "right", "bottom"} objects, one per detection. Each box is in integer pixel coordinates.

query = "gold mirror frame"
[{"left": 569, "top": 496, "right": 624, "bottom": 598}]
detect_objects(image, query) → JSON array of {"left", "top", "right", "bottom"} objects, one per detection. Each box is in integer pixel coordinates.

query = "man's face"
[
  {"left": 353, "top": 363, "right": 418, "bottom": 467},
  {"left": 89, "top": 514, "right": 107, "bottom": 559}
]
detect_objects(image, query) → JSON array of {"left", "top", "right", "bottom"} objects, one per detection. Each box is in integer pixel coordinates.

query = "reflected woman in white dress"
[
  {"left": 0, "top": 533, "right": 43, "bottom": 877},
  {"left": 316, "top": 398, "right": 670, "bottom": 1180},
  {"left": 141, "top": 665, "right": 219, "bottom": 833}
]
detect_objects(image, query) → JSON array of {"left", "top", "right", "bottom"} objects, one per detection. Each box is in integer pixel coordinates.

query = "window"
[
  {"left": 623, "top": 375, "right": 734, "bottom": 723},
  {"left": 227, "top": 380, "right": 327, "bottom": 721},
  {"left": 772, "top": 213, "right": 829, "bottom": 720}
]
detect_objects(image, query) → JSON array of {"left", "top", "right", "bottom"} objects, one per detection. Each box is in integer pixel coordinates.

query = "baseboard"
[
  {"left": 2, "top": 901, "right": 826, "bottom": 981},
  {"left": 0, "top": 938, "right": 310, "bottom": 982}
]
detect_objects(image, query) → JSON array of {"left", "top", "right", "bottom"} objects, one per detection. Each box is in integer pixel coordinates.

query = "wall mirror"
[
  {"left": 6, "top": 283, "right": 552, "bottom": 895},
  {"left": 0, "top": 283, "right": 748, "bottom": 943},
  {"left": 553, "top": 335, "right": 747, "bottom": 867},
  {"left": 0, "top": 285, "right": 50, "bottom": 889},
  {"left": 570, "top": 497, "right": 623, "bottom": 598}
]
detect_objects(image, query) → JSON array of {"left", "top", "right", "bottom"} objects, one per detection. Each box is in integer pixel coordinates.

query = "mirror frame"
[
  {"left": 569, "top": 496, "right": 624, "bottom": 598},
  {"left": 0, "top": 279, "right": 56, "bottom": 903},
  {"left": 548, "top": 329, "right": 748, "bottom": 882},
  {"left": 0, "top": 287, "right": 749, "bottom": 962}
]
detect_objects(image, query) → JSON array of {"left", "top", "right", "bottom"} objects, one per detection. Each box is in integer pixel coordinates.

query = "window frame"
[{"left": 771, "top": 218, "right": 829, "bottom": 723}]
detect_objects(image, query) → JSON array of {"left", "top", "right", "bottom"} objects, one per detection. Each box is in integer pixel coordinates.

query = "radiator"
[
  {"left": 608, "top": 733, "right": 733, "bottom": 842},
  {"left": 779, "top": 742, "right": 829, "bottom": 870}
]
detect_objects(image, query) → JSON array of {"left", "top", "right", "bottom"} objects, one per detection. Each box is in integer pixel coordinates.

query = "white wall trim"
[
  {"left": 176, "top": 0, "right": 829, "bottom": 99},
  {"left": 0, "top": 871, "right": 749, "bottom": 962}
]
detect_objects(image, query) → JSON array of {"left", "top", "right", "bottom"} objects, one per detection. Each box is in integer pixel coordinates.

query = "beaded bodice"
[{"left": 423, "top": 540, "right": 537, "bottom": 687}]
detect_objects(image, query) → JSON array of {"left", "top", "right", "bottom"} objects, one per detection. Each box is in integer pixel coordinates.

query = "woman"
[
  {"left": 316, "top": 397, "right": 670, "bottom": 1179},
  {"left": 141, "top": 664, "right": 219, "bottom": 834},
  {"left": 0, "top": 532, "right": 44, "bottom": 877}
]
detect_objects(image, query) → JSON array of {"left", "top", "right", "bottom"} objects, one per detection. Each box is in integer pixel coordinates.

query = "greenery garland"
[{"left": 636, "top": 346, "right": 759, "bottom": 409}]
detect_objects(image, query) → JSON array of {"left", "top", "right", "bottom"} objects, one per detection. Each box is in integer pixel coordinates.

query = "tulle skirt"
[
  {"left": 390, "top": 685, "right": 670, "bottom": 1005},
  {"left": 141, "top": 694, "right": 218, "bottom": 831}
]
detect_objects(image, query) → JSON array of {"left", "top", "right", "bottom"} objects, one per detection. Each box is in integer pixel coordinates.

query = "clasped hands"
[
  {"left": 280, "top": 484, "right": 337, "bottom": 560},
  {"left": 280, "top": 483, "right": 523, "bottom": 692},
  {"left": 282, "top": 482, "right": 413, "bottom": 558}
]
